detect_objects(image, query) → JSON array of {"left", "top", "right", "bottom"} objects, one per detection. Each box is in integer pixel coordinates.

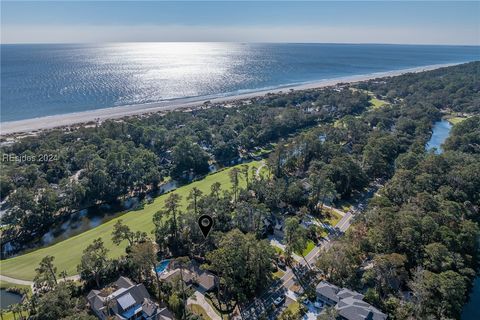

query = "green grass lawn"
[
  {"left": 324, "top": 208, "right": 342, "bottom": 226},
  {"left": 446, "top": 116, "right": 468, "bottom": 125},
  {"left": 296, "top": 240, "right": 315, "bottom": 257},
  {"left": 188, "top": 304, "right": 212, "bottom": 320},
  {"left": 286, "top": 301, "right": 301, "bottom": 314},
  {"left": 273, "top": 269, "right": 285, "bottom": 279},
  {"left": 273, "top": 245, "right": 284, "bottom": 255},
  {"left": 0, "top": 161, "right": 261, "bottom": 281}
]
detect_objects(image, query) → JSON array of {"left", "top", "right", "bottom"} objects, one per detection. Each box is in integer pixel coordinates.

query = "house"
[
  {"left": 160, "top": 262, "right": 216, "bottom": 292},
  {"left": 87, "top": 276, "right": 174, "bottom": 320},
  {"left": 316, "top": 281, "right": 387, "bottom": 320}
]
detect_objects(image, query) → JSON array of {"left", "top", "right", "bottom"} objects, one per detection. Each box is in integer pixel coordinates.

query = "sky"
[{"left": 1, "top": 1, "right": 479, "bottom": 45}]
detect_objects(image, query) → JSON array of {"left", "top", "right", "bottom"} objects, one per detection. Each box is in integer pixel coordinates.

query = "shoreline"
[{"left": 0, "top": 62, "right": 463, "bottom": 136}]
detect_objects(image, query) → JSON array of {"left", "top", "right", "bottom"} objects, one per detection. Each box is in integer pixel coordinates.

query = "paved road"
[
  {"left": 241, "top": 202, "right": 356, "bottom": 319},
  {"left": 243, "top": 182, "right": 383, "bottom": 319},
  {"left": 335, "top": 211, "right": 353, "bottom": 232}
]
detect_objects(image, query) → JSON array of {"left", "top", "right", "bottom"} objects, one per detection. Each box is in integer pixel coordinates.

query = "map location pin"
[{"left": 198, "top": 214, "right": 214, "bottom": 238}]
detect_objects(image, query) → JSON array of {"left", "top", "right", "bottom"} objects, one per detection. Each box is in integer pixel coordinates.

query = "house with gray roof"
[
  {"left": 159, "top": 261, "right": 216, "bottom": 292},
  {"left": 316, "top": 281, "right": 387, "bottom": 320},
  {"left": 87, "top": 276, "right": 174, "bottom": 320}
]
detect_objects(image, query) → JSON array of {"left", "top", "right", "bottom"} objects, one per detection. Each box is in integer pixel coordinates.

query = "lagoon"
[{"left": 426, "top": 119, "right": 452, "bottom": 154}]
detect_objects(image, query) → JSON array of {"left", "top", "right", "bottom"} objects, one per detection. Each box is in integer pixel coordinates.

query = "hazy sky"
[{"left": 1, "top": 1, "right": 479, "bottom": 44}]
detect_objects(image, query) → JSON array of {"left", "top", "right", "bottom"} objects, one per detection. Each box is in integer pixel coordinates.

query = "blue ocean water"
[{"left": 1, "top": 43, "right": 479, "bottom": 122}]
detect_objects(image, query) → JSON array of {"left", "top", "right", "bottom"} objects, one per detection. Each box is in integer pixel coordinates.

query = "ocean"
[{"left": 1, "top": 43, "right": 479, "bottom": 122}]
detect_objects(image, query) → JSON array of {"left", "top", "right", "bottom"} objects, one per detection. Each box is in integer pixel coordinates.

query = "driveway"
[{"left": 187, "top": 290, "right": 222, "bottom": 320}]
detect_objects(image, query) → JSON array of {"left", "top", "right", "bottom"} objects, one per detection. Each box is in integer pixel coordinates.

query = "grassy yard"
[
  {"left": 0, "top": 161, "right": 261, "bottom": 281},
  {"left": 296, "top": 240, "right": 315, "bottom": 257},
  {"left": 324, "top": 208, "right": 342, "bottom": 226},
  {"left": 273, "top": 245, "right": 284, "bottom": 255},
  {"left": 446, "top": 116, "right": 468, "bottom": 125},
  {"left": 286, "top": 301, "right": 301, "bottom": 314},
  {"left": 273, "top": 269, "right": 285, "bottom": 279},
  {"left": 188, "top": 304, "right": 212, "bottom": 320}
]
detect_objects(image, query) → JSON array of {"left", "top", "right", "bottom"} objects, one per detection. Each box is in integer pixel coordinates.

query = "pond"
[
  {"left": 0, "top": 289, "right": 22, "bottom": 309},
  {"left": 425, "top": 119, "right": 452, "bottom": 154}
]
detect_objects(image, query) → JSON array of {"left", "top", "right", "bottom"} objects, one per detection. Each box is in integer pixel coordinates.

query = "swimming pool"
[{"left": 155, "top": 259, "right": 171, "bottom": 274}]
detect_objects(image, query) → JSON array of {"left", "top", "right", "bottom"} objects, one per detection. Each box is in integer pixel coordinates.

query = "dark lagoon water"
[
  {"left": 1, "top": 43, "right": 479, "bottom": 121},
  {"left": 0, "top": 289, "right": 22, "bottom": 309},
  {"left": 463, "top": 277, "right": 480, "bottom": 320}
]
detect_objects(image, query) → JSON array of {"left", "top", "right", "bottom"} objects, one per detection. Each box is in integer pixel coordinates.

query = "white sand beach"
[{"left": 0, "top": 62, "right": 461, "bottom": 136}]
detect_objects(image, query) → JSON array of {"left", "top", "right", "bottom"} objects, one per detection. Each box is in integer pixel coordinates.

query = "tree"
[
  {"left": 165, "top": 193, "right": 182, "bottom": 244},
  {"left": 284, "top": 217, "right": 311, "bottom": 269},
  {"left": 410, "top": 268, "right": 467, "bottom": 319},
  {"left": 174, "top": 256, "right": 190, "bottom": 320},
  {"left": 34, "top": 255, "right": 58, "bottom": 292},
  {"left": 363, "top": 253, "right": 407, "bottom": 298},
  {"left": 187, "top": 187, "right": 203, "bottom": 215},
  {"left": 316, "top": 241, "right": 362, "bottom": 287},
  {"left": 210, "top": 182, "right": 222, "bottom": 198},
  {"left": 35, "top": 283, "right": 79, "bottom": 320},
  {"left": 241, "top": 165, "right": 250, "bottom": 189},
  {"left": 317, "top": 306, "right": 339, "bottom": 320},
  {"left": 308, "top": 173, "right": 336, "bottom": 215},
  {"left": 129, "top": 241, "right": 162, "bottom": 302},
  {"left": 111, "top": 219, "right": 146, "bottom": 247},
  {"left": 171, "top": 138, "right": 210, "bottom": 179},
  {"left": 77, "top": 238, "right": 109, "bottom": 288},
  {"left": 229, "top": 168, "right": 240, "bottom": 204},
  {"left": 168, "top": 293, "right": 183, "bottom": 319},
  {"left": 277, "top": 309, "right": 297, "bottom": 320},
  {"left": 205, "top": 229, "right": 275, "bottom": 303}
]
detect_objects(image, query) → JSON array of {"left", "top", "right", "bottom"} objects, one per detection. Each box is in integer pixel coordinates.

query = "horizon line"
[{"left": 2, "top": 41, "right": 480, "bottom": 46}]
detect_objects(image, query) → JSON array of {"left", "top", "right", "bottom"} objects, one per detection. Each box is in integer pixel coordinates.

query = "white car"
[{"left": 314, "top": 301, "right": 323, "bottom": 308}]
